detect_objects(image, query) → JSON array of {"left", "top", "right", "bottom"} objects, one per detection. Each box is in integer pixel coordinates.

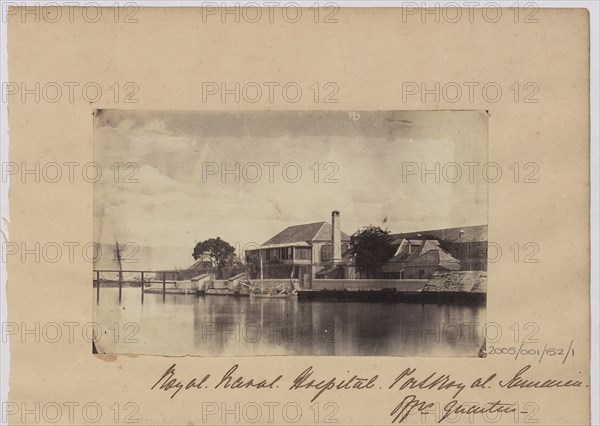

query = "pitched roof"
[
  {"left": 262, "top": 222, "right": 350, "bottom": 246},
  {"left": 390, "top": 225, "right": 487, "bottom": 243},
  {"left": 226, "top": 272, "right": 248, "bottom": 281},
  {"left": 190, "top": 273, "right": 214, "bottom": 281},
  {"left": 185, "top": 258, "right": 214, "bottom": 271},
  {"left": 259, "top": 242, "right": 311, "bottom": 249},
  {"left": 383, "top": 240, "right": 461, "bottom": 272}
]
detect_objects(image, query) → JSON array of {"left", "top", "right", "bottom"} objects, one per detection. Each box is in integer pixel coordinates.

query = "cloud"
[{"left": 94, "top": 110, "right": 488, "bottom": 267}]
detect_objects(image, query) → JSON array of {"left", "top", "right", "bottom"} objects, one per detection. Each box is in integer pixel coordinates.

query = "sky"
[{"left": 93, "top": 110, "right": 488, "bottom": 270}]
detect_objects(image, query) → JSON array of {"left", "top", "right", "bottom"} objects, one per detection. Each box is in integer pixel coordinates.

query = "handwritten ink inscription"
[{"left": 150, "top": 363, "right": 584, "bottom": 423}]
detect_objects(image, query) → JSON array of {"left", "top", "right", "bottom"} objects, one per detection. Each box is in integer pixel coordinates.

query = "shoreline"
[{"left": 296, "top": 289, "right": 485, "bottom": 305}]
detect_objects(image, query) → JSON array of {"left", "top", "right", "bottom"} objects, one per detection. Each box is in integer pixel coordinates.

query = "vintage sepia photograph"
[
  {"left": 92, "top": 109, "right": 488, "bottom": 357},
  {"left": 3, "top": 5, "right": 593, "bottom": 425}
]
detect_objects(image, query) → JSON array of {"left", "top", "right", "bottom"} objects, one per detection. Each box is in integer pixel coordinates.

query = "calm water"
[{"left": 93, "top": 288, "right": 485, "bottom": 357}]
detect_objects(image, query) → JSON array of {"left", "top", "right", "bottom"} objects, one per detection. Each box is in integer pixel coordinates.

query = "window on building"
[
  {"left": 321, "top": 244, "right": 333, "bottom": 261},
  {"left": 294, "top": 247, "right": 311, "bottom": 260},
  {"left": 277, "top": 247, "right": 292, "bottom": 260},
  {"left": 419, "top": 269, "right": 425, "bottom": 279}
]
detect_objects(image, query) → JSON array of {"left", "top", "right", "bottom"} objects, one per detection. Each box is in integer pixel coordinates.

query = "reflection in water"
[{"left": 94, "top": 289, "right": 485, "bottom": 357}]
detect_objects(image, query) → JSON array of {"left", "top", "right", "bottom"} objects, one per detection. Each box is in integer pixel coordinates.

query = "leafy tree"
[
  {"left": 349, "top": 226, "right": 396, "bottom": 278},
  {"left": 245, "top": 256, "right": 261, "bottom": 279},
  {"left": 192, "top": 237, "right": 236, "bottom": 273}
]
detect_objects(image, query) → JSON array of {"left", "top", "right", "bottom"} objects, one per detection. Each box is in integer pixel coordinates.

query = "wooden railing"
[{"left": 93, "top": 269, "right": 175, "bottom": 304}]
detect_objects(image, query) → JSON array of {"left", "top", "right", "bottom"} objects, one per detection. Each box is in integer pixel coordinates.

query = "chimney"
[{"left": 332, "top": 210, "right": 342, "bottom": 264}]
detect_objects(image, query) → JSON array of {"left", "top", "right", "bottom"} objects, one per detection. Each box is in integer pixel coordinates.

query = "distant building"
[
  {"left": 245, "top": 211, "right": 350, "bottom": 284},
  {"left": 190, "top": 273, "right": 215, "bottom": 290},
  {"left": 318, "top": 224, "right": 487, "bottom": 280},
  {"left": 314, "top": 249, "right": 358, "bottom": 279},
  {"left": 180, "top": 256, "right": 216, "bottom": 279},
  {"left": 246, "top": 217, "right": 487, "bottom": 283},
  {"left": 388, "top": 225, "right": 488, "bottom": 271},
  {"left": 381, "top": 239, "right": 461, "bottom": 279},
  {"left": 154, "top": 270, "right": 180, "bottom": 281}
]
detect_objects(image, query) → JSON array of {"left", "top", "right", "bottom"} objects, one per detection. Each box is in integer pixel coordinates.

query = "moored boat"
[{"left": 248, "top": 258, "right": 298, "bottom": 298}]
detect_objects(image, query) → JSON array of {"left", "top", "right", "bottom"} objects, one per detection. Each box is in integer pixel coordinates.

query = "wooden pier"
[{"left": 93, "top": 269, "right": 175, "bottom": 304}]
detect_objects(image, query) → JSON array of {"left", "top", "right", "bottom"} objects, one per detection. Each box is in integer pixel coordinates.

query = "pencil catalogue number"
[{"left": 488, "top": 341, "right": 575, "bottom": 364}]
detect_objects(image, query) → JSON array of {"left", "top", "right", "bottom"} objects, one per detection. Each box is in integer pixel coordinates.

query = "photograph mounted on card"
[
  {"left": 93, "top": 109, "right": 488, "bottom": 357},
  {"left": 3, "top": 5, "right": 592, "bottom": 426}
]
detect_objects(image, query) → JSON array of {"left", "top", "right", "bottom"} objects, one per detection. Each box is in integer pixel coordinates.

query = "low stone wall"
[
  {"left": 192, "top": 275, "right": 215, "bottom": 291},
  {"left": 211, "top": 280, "right": 229, "bottom": 289},
  {"left": 312, "top": 279, "right": 427, "bottom": 292},
  {"left": 422, "top": 271, "right": 487, "bottom": 293},
  {"left": 175, "top": 280, "right": 194, "bottom": 290},
  {"left": 247, "top": 279, "right": 298, "bottom": 290}
]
